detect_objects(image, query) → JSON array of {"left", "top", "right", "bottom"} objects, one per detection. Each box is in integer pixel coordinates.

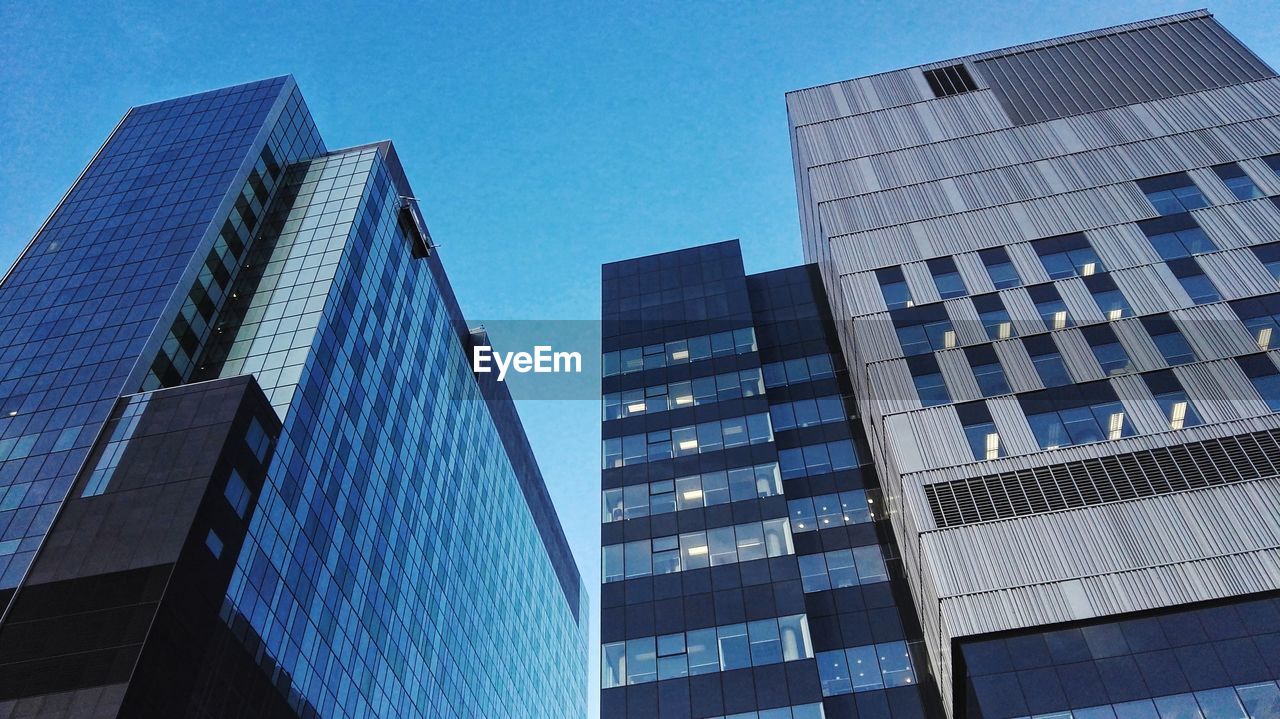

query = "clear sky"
[{"left": 3, "top": 1, "right": 1280, "bottom": 715}]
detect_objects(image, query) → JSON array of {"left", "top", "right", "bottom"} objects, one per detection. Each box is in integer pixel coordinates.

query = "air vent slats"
[{"left": 926, "top": 430, "right": 1280, "bottom": 528}]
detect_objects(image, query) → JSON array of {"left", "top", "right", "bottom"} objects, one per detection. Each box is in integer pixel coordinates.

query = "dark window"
[
  {"left": 928, "top": 256, "right": 967, "bottom": 299},
  {"left": 1166, "top": 257, "right": 1221, "bottom": 304},
  {"left": 1142, "top": 315, "right": 1197, "bottom": 366},
  {"left": 877, "top": 266, "right": 913, "bottom": 310},
  {"left": 1139, "top": 214, "right": 1217, "bottom": 260},
  {"left": 1263, "top": 154, "right": 1280, "bottom": 177},
  {"left": 1213, "top": 163, "right": 1264, "bottom": 201},
  {"left": 1239, "top": 354, "right": 1280, "bottom": 411},
  {"left": 1082, "top": 325, "right": 1133, "bottom": 376},
  {"left": 1137, "top": 172, "right": 1209, "bottom": 215},
  {"left": 924, "top": 64, "right": 977, "bottom": 97},
  {"left": 973, "top": 293, "right": 1015, "bottom": 340},
  {"left": 1024, "top": 334, "right": 1071, "bottom": 387},
  {"left": 1230, "top": 294, "right": 1280, "bottom": 351},
  {"left": 1032, "top": 233, "right": 1104, "bottom": 279},
  {"left": 1028, "top": 283, "right": 1074, "bottom": 330},
  {"left": 1083, "top": 273, "right": 1132, "bottom": 319},
  {"left": 893, "top": 304, "right": 956, "bottom": 356},
  {"left": 1142, "top": 370, "right": 1202, "bottom": 430},
  {"left": 1020, "top": 382, "right": 1133, "bottom": 449},
  {"left": 957, "top": 401, "right": 1002, "bottom": 460},
  {"left": 966, "top": 345, "right": 1011, "bottom": 397},
  {"left": 979, "top": 247, "right": 1021, "bottom": 289},
  {"left": 908, "top": 355, "right": 951, "bottom": 407},
  {"left": 1252, "top": 242, "right": 1280, "bottom": 284}
]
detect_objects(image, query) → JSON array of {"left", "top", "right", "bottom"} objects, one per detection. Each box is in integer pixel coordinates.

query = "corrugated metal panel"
[
  {"left": 974, "top": 15, "right": 1274, "bottom": 126},
  {"left": 937, "top": 348, "right": 982, "bottom": 403},
  {"left": 992, "top": 338, "right": 1043, "bottom": 392},
  {"left": 1054, "top": 328, "right": 1104, "bottom": 381}
]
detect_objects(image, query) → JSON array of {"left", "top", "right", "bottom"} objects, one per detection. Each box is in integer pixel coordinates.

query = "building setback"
[
  {"left": 601, "top": 240, "right": 945, "bottom": 718},
  {"left": 786, "top": 9, "right": 1280, "bottom": 719},
  {"left": 0, "top": 77, "right": 586, "bottom": 718}
]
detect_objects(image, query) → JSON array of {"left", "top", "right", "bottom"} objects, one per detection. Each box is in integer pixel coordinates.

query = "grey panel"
[{"left": 975, "top": 16, "right": 1274, "bottom": 126}]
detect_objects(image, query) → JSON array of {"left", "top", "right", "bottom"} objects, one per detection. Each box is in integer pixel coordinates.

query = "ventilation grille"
[
  {"left": 923, "top": 64, "right": 978, "bottom": 97},
  {"left": 925, "top": 430, "right": 1280, "bottom": 528}
]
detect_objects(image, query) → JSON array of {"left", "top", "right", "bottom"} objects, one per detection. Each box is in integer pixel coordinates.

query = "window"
[
  {"left": 958, "top": 401, "right": 1002, "bottom": 460},
  {"left": 924, "top": 64, "right": 977, "bottom": 97},
  {"left": 877, "top": 266, "right": 913, "bottom": 310},
  {"left": 928, "top": 256, "right": 967, "bottom": 299},
  {"left": 1140, "top": 214, "right": 1217, "bottom": 260},
  {"left": 603, "top": 518, "right": 794, "bottom": 582},
  {"left": 965, "top": 345, "right": 1010, "bottom": 397},
  {"left": 762, "top": 354, "right": 834, "bottom": 387},
  {"left": 777, "top": 440, "right": 859, "bottom": 480},
  {"left": 789, "top": 490, "right": 874, "bottom": 533},
  {"left": 1239, "top": 354, "right": 1280, "bottom": 411},
  {"left": 1214, "top": 163, "right": 1264, "bottom": 200},
  {"left": 1033, "top": 233, "right": 1104, "bottom": 279},
  {"left": 223, "top": 469, "right": 251, "bottom": 518},
  {"left": 907, "top": 355, "right": 950, "bottom": 407},
  {"left": 818, "top": 641, "right": 916, "bottom": 697},
  {"left": 602, "top": 413, "right": 773, "bottom": 468},
  {"left": 1167, "top": 257, "right": 1221, "bottom": 304},
  {"left": 205, "top": 529, "right": 225, "bottom": 558},
  {"left": 1230, "top": 294, "right": 1280, "bottom": 351},
  {"left": 603, "top": 328, "right": 757, "bottom": 376},
  {"left": 1020, "top": 383, "right": 1134, "bottom": 449},
  {"left": 1083, "top": 324, "right": 1132, "bottom": 376},
  {"left": 1025, "top": 335, "right": 1072, "bottom": 387},
  {"left": 1084, "top": 274, "right": 1131, "bottom": 319},
  {"left": 1252, "top": 242, "right": 1280, "bottom": 284},
  {"left": 1028, "top": 284, "right": 1073, "bottom": 330},
  {"left": 798, "top": 545, "right": 887, "bottom": 592},
  {"left": 1142, "top": 371, "right": 1202, "bottom": 430},
  {"left": 770, "top": 396, "right": 846, "bottom": 431},
  {"left": 893, "top": 304, "right": 956, "bottom": 356},
  {"left": 1138, "top": 173, "right": 1209, "bottom": 215},
  {"left": 1142, "top": 315, "right": 1197, "bottom": 365},
  {"left": 980, "top": 247, "right": 1021, "bottom": 289},
  {"left": 244, "top": 417, "right": 272, "bottom": 462},
  {"left": 603, "top": 616, "right": 814, "bottom": 686},
  {"left": 973, "top": 293, "right": 1014, "bottom": 340},
  {"left": 1264, "top": 153, "right": 1280, "bottom": 177},
  {"left": 603, "top": 367, "right": 765, "bottom": 420}
]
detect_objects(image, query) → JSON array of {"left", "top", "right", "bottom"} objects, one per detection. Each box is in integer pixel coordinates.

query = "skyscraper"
[
  {"left": 0, "top": 77, "right": 586, "bottom": 718},
  {"left": 600, "top": 240, "right": 944, "bottom": 718},
  {"left": 786, "top": 9, "right": 1280, "bottom": 719}
]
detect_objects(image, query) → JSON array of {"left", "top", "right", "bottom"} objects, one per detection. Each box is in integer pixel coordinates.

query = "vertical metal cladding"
[{"left": 788, "top": 10, "right": 1280, "bottom": 718}]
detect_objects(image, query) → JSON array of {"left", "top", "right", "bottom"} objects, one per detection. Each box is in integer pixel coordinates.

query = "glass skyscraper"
[
  {"left": 603, "top": 9, "right": 1280, "bottom": 719},
  {"left": 0, "top": 77, "right": 586, "bottom": 718}
]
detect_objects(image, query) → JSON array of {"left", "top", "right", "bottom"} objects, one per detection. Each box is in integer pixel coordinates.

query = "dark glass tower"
[
  {"left": 0, "top": 78, "right": 586, "bottom": 717},
  {"left": 600, "top": 240, "right": 944, "bottom": 719}
]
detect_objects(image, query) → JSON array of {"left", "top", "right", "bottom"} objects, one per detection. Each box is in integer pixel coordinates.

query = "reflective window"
[
  {"left": 777, "top": 439, "right": 860, "bottom": 480},
  {"left": 974, "top": 293, "right": 1015, "bottom": 340},
  {"left": 603, "top": 328, "right": 757, "bottom": 376},
  {"left": 603, "top": 518, "right": 793, "bottom": 582},
  {"left": 877, "top": 266, "right": 914, "bottom": 310},
  {"left": 817, "top": 641, "right": 916, "bottom": 697},
  {"left": 980, "top": 247, "right": 1022, "bottom": 289},
  {"left": 602, "top": 413, "right": 773, "bottom": 468},
  {"left": 603, "top": 367, "right": 764, "bottom": 420},
  {"left": 893, "top": 305, "right": 957, "bottom": 356},
  {"left": 908, "top": 355, "right": 950, "bottom": 407},
  {"left": 1143, "top": 315, "right": 1197, "bottom": 366},
  {"left": 1140, "top": 214, "right": 1217, "bottom": 260},
  {"left": 1138, "top": 173, "right": 1209, "bottom": 215},
  {"left": 224, "top": 469, "right": 251, "bottom": 518},
  {"left": 1085, "top": 274, "right": 1131, "bottom": 319},
  {"left": 929, "top": 256, "right": 967, "bottom": 299},
  {"left": 958, "top": 402, "right": 1002, "bottom": 461},
  {"left": 1025, "top": 335, "right": 1072, "bottom": 387},
  {"left": 789, "top": 490, "right": 875, "bottom": 533},
  {"left": 966, "top": 345, "right": 1010, "bottom": 397},
  {"left": 1034, "top": 233, "right": 1105, "bottom": 279},
  {"left": 1167, "top": 257, "right": 1221, "bottom": 304},
  {"left": 1239, "top": 354, "right": 1280, "bottom": 411},
  {"left": 1083, "top": 325, "right": 1133, "bottom": 376},
  {"left": 1024, "top": 398, "right": 1133, "bottom": 450},
  {"left": 798, "top": 545, "right": 888, "bottom": 592},
  {"left": 1214, "top": 162, "right": 1264, "bottom": 200},
  {"left": 1029, "top": 284, "right": 1074, "bottom": 330},
  {"left": 1252, "top": 242, "right": 1280, "bottom": 285},
  {"left": 1231, "top": 294, "right": 1280, "bottom": 351},
  {"left": 770, "top": 395, "right": 847, "bottom": 431},
  {"left": 605, "top": 616, "right": 813, "bottom": 685},
  {"left": 762, "top": 353, "right": 835, "bottom": 387}
]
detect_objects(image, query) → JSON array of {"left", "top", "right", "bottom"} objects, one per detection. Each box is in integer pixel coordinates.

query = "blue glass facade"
[
  {"left": 600, "top": 240, "right": 943, "bottom": 719},
  {"left": 0, "top": 78, "right": 586, "bottom": 718}
]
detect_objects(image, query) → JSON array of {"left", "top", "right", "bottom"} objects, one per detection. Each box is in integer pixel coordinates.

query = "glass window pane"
[
  {"left": 852, "top": 545, "right": 888, "bottom": 584},
  {"left": 735, "top": 522, "right": 767, "bottom": 563},
  {"left": 603, "top": 488, "right": 623, "bottom": 523},
  {"left": 625, "top": 637, "right": 656, "bottom": 684},
  {"left": 686, "top": 628, "right": 720, "bottom": 675},
  {"left": 826, "top": 549, "right": 858, "bottom": 588},
  {"left": 847, "top": 644, "right": 884, "bottom": 692},
  {"left": 680, "top": 531, "right": 709, "bottom": 570},
  {"left": 602, "top": 642, "right": 627, "bottom": 688},
  {"left": 748, "top": 619, "right": 783, "bottom": 665},
  {"left": 877, "top": 641, "right": 916, "bottom": 688},
  {"left": 718, "top": 624, "right": 751, "bottom": 671},
  {"left": 603, "top": 544, "right": 624, "bottom": 583},
  {"left": 817, "top": 649, "right": 852, "bottom": 696},
  {"left": 799, "top": 553, "right": 830, "bottom": 592},
  {"left": 708, "top": 526, "right": 737, "bottom": 566},
  {"left": 624, "top": 540, "right": 651, "bottom": 578},
  {"left": 702, "top": 471, "right": 730, "bottom": 506},
  {"left": 762, "top": 518, "right": 793, "bottom": 557},
  {"left": 779, "top": 614, "right": 814, "bottom": 661}
]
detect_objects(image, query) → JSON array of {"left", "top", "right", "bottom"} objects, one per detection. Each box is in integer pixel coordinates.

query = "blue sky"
[{"left": 4, "top": 1, "right": 1280, "bottom": 713}]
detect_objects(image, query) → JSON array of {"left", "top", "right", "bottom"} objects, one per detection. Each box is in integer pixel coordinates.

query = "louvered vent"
[
  {"left": 923, "top": 64, "right": 978, "bottom": 97},
  {"left": 925, "top": 430, "right": 1280, "bottom": 528}
]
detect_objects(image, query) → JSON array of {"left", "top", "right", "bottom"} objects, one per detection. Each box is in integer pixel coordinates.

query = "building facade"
[
  {"left": 785, "top": 9, "right": 1280, "bottom": 719},
  {"left": 0, "top": 78, "right": 587, "bottom": 717},
  {"left": 600, "top": 240, "right": 945, "bottom": 718}
]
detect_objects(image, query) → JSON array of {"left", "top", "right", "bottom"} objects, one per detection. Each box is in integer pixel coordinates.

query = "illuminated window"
[{"left": 1138, "top": 172, "right": 1209, "bottom": 215}]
